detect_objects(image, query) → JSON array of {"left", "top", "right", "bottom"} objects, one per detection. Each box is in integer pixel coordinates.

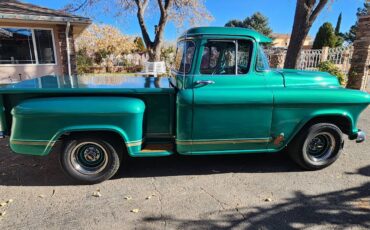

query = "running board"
[{"left": 135, "top": 143, "right": 174, "bottom": 157}]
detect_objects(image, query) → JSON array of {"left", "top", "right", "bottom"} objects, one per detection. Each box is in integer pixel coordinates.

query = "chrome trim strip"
[
  {"left": 176, "top": 138, "right": 272, "bottom": 145},
  {"left": 126, "top": 140, "right": 142, "bottom": 147},
  {"left": 11, "top": 140, "right": 56, "bottom": 146}
]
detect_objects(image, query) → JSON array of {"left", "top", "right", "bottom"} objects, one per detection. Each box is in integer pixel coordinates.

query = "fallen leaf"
[
  {"left": 354, "top": 199, "right": 370, "bottom": 210},
  {"left": 96, "top": 188, "right": 101, "bottom": 192},
  {"left": 0, "top": 212, "right": 6, "bottom": 217},
  {"left": 92, "top": 191, "right": 102, "bottom": 197},
  {"left": 6, "top": 199, "right": 13, "bottom": 204},
  {"left": 131, "top": 209, "right": 139, "bottom": 213},
  {"left": 0, "top": 202, "right": 6, "bottom": 207},
  {"left": 264, "top": 198, "right": 272, "bottom": 202},
  {"left": 38, "top": 195, "right": 46, "bottom": 198},
  {"left": 124, "top": 196, "right": 132, "bottom": 200},
  {"left": 51, "top": 189, "right": 56, "bottom": 197}
]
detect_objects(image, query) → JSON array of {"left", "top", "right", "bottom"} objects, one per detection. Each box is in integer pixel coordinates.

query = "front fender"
[
  {"left": 10, "top": 97, "right": 145, "bottom": 156},
  {"left": 269, "top": 105, "right": 367, "bottom": 151}
]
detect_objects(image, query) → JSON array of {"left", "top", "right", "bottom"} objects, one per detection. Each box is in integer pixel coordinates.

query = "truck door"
[{"left": 190, "top": 39, "right": 273, "bottom": 153}]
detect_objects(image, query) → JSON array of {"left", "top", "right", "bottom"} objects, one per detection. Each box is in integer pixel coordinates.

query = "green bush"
[
  {"left": 76, "top": 48, "right": 94, "bottom": 74},
  {"left": 318, "top": 61, "right": 345, "bottom": 85},
  {"left": 313, "top": 22, "right": 337, "bottom": 49}
]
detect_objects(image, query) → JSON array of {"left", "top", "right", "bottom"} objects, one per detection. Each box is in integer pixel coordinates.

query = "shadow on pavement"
[
  {"left": 141, "top": 181, "right": 370, "bottom": 229},
  {"left": 1, "top": 135, "right": 368, "bottom": 187},
  {"left": 0, "top": 139, "right": 301, "bottom": 186},
  {"left": 119, "top": 153, "right": 300, "bottom": 179}
]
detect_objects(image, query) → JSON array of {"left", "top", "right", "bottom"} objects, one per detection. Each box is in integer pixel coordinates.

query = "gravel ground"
[{"left": 0, "top": 109, "right": 369, "bottom": 230}]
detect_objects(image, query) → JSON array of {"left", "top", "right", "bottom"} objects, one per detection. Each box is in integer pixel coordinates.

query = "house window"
[
  {"left": 34, "top": 30, "right": 55, "bottom": 64},
  {"left": 0, "top": 28, "right": 56, "bottom": 65}
]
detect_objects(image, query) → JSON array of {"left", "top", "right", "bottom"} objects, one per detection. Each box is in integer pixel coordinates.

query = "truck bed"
[{"left": 0, "top": 75, "right": 176, "bottom": 140}]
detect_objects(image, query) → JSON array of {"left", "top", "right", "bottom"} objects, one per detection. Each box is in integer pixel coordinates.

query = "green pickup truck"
[{"left": 0, "top": 27, "right": 369, "bottom": 183}]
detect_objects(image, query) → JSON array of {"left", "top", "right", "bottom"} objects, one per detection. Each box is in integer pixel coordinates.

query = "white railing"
[
  {"left": 141, "top": 61, "right": 166, "bottom": 77},
  {"left": 327, "top": 46, "right": 353, "bottom": 65},
  {"left": 298, "top": 49, "right": 323, "bottom": 71},
  {"left": 265, "top": 45, "right": 353, "bottom": 74}
]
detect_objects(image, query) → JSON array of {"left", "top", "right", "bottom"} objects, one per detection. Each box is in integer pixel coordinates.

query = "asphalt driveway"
[{"left": 0, "top": 109, "right": 369, "bottom": 229}]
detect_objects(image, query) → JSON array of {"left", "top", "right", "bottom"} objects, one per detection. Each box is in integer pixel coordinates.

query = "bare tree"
[
  {"left": 284, "top": 0, "right": 330, "bottom": 69},
  {"left": 65, "top": 0, "right": 212, "bottom": 61}
]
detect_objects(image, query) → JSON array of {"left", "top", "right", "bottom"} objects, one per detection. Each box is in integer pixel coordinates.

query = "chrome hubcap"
[
  {"left": 70, "top": 142, "right": 108, "bottom": 175},
  {"left": 305, "top": 132, "right": 335, "bottom": 162},
  {"left": 83, "top": 146, "right": 102, "bottom": 162}
]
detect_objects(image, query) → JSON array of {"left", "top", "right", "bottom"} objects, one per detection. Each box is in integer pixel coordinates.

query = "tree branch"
[
  {"left": 135, "top": 0, "right": 153, "bottom": 47},
  {"left": 158, "top": 0, "right": 165, "bottom": 14},
  {"left": 309, "top": 0, "right": 329, "bottom": 24},
  {"left": 154, "top": 0, "right": 172, "bottom": 45},
  {"left": 63, "top": 0, "right": 89, "bottom": 13}
]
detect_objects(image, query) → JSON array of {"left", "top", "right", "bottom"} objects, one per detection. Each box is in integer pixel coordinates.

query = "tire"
[
  {"left": 287, "top": 123, "right": 343, "bottom": 170},
  {"left": 61, "top": 137, "right": 122, "bottom": 184}
]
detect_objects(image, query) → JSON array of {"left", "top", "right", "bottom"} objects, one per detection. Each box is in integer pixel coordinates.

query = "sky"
[{"left": 26, "top": 0, "right": 365, "bottom": 41}]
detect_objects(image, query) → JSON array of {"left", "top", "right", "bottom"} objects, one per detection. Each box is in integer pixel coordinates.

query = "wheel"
[
  {"left": 287, "top": 123, "right": 343, "bottom": 170},
  {"left": 61, "top": 137, "right": 122, "bottom": 184}
]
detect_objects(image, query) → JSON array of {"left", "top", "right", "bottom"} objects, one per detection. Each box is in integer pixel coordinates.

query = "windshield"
[
  {"left": 173, "top": 40, "right": 195, "bottom": 74},
  {"left": 256, "top": 46, "right": 270, "bottom": 71}
]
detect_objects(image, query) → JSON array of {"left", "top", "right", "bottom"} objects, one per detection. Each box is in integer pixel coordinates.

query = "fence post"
[
  {"left": 321, "top": 46, "right": 329, "bottom": 62},
  {"left": 342, "top": 48, "right": 351, "bottom": 74}
]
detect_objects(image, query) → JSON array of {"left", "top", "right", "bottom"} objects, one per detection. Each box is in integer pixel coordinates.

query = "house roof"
[
  {"left": 272, "top": 33, "right": 313, "bottom": 41},
  {"left": 0, "top": 0, "right": 91, "bottom": 24},
  {"left": 180, "top": 27, "right": 272, "bottom": 43}
]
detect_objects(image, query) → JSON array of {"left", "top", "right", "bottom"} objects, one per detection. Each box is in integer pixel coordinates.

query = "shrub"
[
  {"left": 76, "top": 48, "right": 94, "bottom": 74},
  {"left": 313, "top": 22, "right": 337, "bottom": 49},
  {"left": 125, "top": 65, "right": 142, "bottom": 73},
  {"left": 318, "top": 61, "right": 345, "bottom": 85}
]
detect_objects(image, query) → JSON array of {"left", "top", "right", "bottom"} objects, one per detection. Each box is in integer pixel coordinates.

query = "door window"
[{"left": 200, "top": 40, "right": 252, "bottom": 75}]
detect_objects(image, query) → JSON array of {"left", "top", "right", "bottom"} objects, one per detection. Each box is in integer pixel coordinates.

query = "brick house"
[{"left": 0, "top": 0, "right": 91, "bottom": 82}]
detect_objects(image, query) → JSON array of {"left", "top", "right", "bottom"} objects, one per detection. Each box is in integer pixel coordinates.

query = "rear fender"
[{"left": 10, "top": 97, "right": 145, "bottom": 156}]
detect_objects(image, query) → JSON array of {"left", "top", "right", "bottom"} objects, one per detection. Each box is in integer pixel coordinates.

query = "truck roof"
[{"left": 180, "top": 27, "right": 272, "bottom": 43}]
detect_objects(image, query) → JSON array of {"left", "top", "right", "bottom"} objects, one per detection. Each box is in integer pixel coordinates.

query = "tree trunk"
[
  {"left": 134, "top": 0, "right": 171, "bottom": 62},
  {"left": 284, "top": 0, "right": 329, "bottom": 69},
  {"left": 147, "top": 45, "right": 162, "bottom": 62}
]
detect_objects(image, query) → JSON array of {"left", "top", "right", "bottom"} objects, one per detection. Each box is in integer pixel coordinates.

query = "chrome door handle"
[{"left": 195, "top": 80, "right": 215, "bottom": 85}]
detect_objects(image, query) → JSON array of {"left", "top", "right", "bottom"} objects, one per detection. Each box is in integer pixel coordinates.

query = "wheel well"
[
  {"left": 56, "top": 131, "right": 128, "bottom": 155},
  {"left": 302, "top": 115, "right": 351, "bottom": 135}
]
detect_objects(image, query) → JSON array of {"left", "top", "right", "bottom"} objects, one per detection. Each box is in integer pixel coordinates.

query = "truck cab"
[{"left": 172, "top": 27, "right": 281, "bottom": 155}]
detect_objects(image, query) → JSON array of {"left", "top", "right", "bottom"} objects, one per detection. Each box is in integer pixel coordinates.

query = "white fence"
[{"left": 266, "top": 46, "right": 354, "bottom": 74}]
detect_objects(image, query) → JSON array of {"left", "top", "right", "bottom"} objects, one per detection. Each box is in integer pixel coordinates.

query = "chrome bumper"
[{"left": 356, "top": 131, "right": 366, "bottom": 143}]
